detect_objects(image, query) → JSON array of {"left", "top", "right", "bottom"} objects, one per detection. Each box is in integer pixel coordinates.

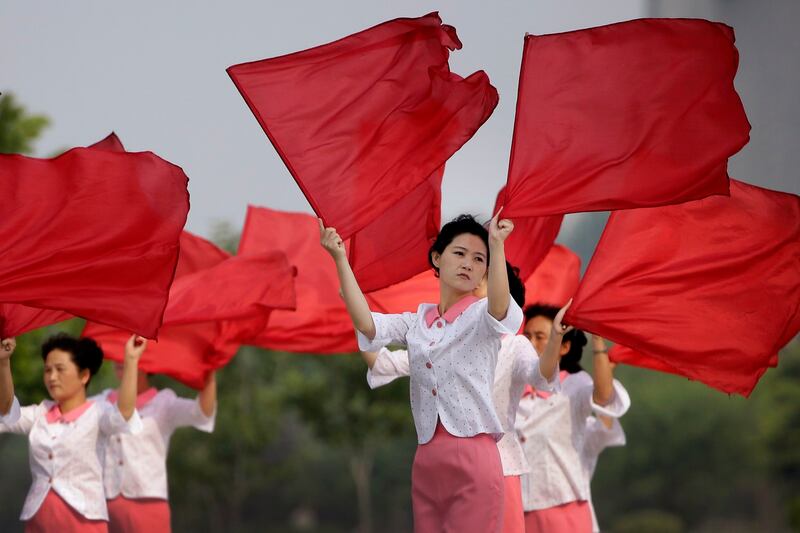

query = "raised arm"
[
  {"left": 487, "top": 210, "right": 514, "bottom": 321},
  {"left": 541, "top": 301, "right": 573, "bottom": 378},
  {"left": 319, "top": 219, "right": 376, "bottom": 339},
  {"left": 198, "top": 371, "right": 216, "bottom": 418},
  {"left": 591, "top": 335, "right": 615, "bottom": 406},
  {"left": 118, "top": 335, "right": 145, "bottom": 421},
  {"left": 0, "top": 338, "right": 16, "bottom": 415}
]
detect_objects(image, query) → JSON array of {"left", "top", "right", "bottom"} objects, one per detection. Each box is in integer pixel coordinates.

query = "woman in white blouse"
[
  {"left": 0, "top": 333, "right": 144, "bottom": 533},
  {"left": 320, "top": 213, "right": 520, "bottom": 533},
  {"left": 95, "top": 356, "right": 216, "bottom": 533},
  {"left": 516, "top": 306, "right": 630, "bottom": 533},
  {"left": 361, "top": 263, "right": 561, "bottom": 533}
]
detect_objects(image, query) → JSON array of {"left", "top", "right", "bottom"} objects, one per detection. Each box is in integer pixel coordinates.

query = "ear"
[
  {"left": 79, "top": 368, "right": 91, "bottom": 387},
  {"left": 431, "top": 251, "right": 441, "bottom": 269},
  {"left": 559, "top": 339, "right": 571, "bottom": 357}
]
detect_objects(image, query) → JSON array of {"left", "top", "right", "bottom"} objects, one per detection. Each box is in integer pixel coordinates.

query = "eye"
[
  {"left": 453, "top": 250, "right": 464, "bottom": 256},
  {"left": 474, "top": 256, "right": 485, "bottom": 263}
]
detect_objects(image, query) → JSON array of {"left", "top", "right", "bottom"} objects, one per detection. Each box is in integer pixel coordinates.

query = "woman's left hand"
[
  {"left": 124, "top": 335, "right": 147, "bottom": 362},
  {"left": 489, "top": 208, "right": 514, "bottom": 244}
]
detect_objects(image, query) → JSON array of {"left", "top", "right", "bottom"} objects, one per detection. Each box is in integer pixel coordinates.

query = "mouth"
[{"left": 457, "top": 273, "right": 471, "bottom": 281}]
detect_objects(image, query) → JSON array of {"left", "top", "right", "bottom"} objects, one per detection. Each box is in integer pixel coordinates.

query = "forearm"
[
  {"left": 117, "top": 356, "right": 139, "bottom": 420},
  {"left": 538, "top": 346, "right": 559, "bottom": 382},
  {"left": 487, "top": 241, "right": 510, "bottom": 320},
  {"left": 198, "top": 372, "right": 216, "bottom": 417},
  {"left": 0, "top": 360, "right": 13, "bottom": 416},
  {"left": 335, "top": 255, "right": 376, "bottom": 339},
  {"left": 361, "top": 351, "right": 378, "bottom": 369},
  {"left": 592, "top": 351, "right": 615, "bottom": 406}
]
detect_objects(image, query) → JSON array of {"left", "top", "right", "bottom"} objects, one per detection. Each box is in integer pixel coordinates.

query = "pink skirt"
[
  {"left": 411, "top": 423, "right": 504, "bottom": 533},
  {"left": 502, "top": 476, "right": 525, "bottom": 533},
  {"left": 25, "top": 490, "right": 108, "bottom": 533},
  {"left": 524, "top": 500, "right": 592, "bottom": 533},
  {"left": 107, "top": 496, "right": 171, "bottom": 533}
]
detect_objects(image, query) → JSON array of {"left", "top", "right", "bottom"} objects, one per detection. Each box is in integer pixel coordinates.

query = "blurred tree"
[{"left": 0, "top": 93, "right": 49, "bottom": 154}]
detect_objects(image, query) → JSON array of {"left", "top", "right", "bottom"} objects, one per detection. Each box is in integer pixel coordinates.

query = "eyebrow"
[{"left": 453, "top": 245, "right": 487, "bottom": 258}]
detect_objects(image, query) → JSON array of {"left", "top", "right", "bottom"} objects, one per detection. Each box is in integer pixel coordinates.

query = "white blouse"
[
  {"left": 583, "top": 408, "right": 627, "bottom": 532},
  {"left": 358, "top": 296, "right": 523, "bottom": 444},
  {"left": 367, "top": 334, "right": 559, "bottom": 475},
  {"left": 515, "top": 372, "right": 630, "bottom": 511},
  {"left": 95, "top": 388, "right": 216, "bottom": 501},
  {"left": 0, "top": 396, "right": 142, "bottom": 521}
]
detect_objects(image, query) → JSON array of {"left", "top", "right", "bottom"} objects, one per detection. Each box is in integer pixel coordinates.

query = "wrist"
[
  {"left": 593, "top": 349, "right": 608, "bottom": 355},
  {"left": 0, "top": 358, "right": 10, "bottom": 367}
]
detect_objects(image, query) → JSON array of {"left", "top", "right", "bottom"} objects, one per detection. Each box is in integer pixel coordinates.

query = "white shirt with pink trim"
[
  {"left": 366, "top": 334, "right": 560, "bottom": 474},
  {"left": 94, "top": 388, "right": 216, "bottom": 501},
  {"left": 358, "top": 296, "right": 523, "bottom": 445},
  {"left": 0, "top": 396, "right": 142, "bottom": 521},
  {"left": 515, "top": 372, "right": 630, "bottom": 511}
]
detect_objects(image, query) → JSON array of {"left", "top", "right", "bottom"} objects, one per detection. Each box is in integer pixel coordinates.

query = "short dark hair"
[
  {"left": 507, "top": 262, "right": 526, "bottom": 308},
  {"left": 523, "top": 303, "right": 586, "bottom": 374},
  {"left": 41, "top": 334, "right": 104, "bottom": 385},
  {"left": 428, "top": 214, "right": 489, "bottom": 277}
]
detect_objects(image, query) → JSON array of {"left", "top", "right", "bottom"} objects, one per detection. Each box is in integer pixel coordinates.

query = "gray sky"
[{"left": 1, "top": 0, "right": 644, "bottom": 244}]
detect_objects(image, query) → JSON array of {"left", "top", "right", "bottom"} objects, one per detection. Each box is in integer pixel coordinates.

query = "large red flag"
[
  {"left": 238, "top": 206, "right": 359, "bottom": 354},
  {"left": 84, "top": 233, "right": 296, "bottom": 389},
  {"left": 349, "top": 168, "right": 443, "bottom": 291},
  {"left": 503, "top": 18, "right": 750, "bottom": 218},
  {"left": 565, "top": 180, "right": 800, "bottom": 396},
  {"left": 228, "top": 12, "right": 496, "bottom": 289},
  {"left": 0, "top": 147, "right": 189, "bottom": 338},
  {"left": 0, "top": 133, "right": 131, "bottom": 338},
  {"left": 367, "top": 270, "right": 439, "bottom": 314},
  {"left": 524, "top": 245, "right": 581, "bottom": 308}
]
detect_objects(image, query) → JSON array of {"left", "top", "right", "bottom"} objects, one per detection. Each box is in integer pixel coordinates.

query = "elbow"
[{"left": 594, "top": 389, "right": 614, "bottom": 407}]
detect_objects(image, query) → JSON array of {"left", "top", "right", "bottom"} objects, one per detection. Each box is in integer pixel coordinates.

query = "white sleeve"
[
  {"left": 584, "top": 416, "right": 627, "bottom": 460},
  {"left": 591, "top": 379, "right": 631, "bottom": 419},
  {"left": 0, "top": 397, "right": 40, "bottom": 435},
  {"left": 356, "top": 312, "right": 416, "bottom": 352},
  {"left": 511, "top": 336, "right": 561, "bottom": 393},
  {"left": 481, "top": 298, "right": 523, "bottom": 337},
  {"left": 366, "top": 348, "right": 410, "bottom": 389},
  {"left": 160, "top": 390, "right": 216, "bottom": 433},
  {"left": 98, "top": 401, "right": 143, "bottom": 436}
]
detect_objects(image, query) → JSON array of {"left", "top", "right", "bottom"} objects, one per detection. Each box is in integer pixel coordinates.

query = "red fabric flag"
[
  {"left": 503, "top": 18, "right": 750, "bottom": 218},
  {"left": 565, "top": 180, "right": 800, "bottom": 396},
  {"left": 349, "top": 167, "right": 443, "bottom": 291},
  {"left": 367, "top": 270, "right": 440, "bottom": 314},
  {"left": 0, "top": 132, "right": 131, "bottom": 338},
  {"left": 524, "top": 245, "right": 581, "bottom": 308},
  {"left": 494, "top": 187, "right": 563, "bottom": 280},
  {"left": 0, "top": 147, "right": 189, "bottom": 338},
  {"left": 238, "top": 206, "right": 359, "bottom": 354},
  {"left": 84, "top": 233, "right": 296, "bottom": 389},
  {"left": 228, "top": 12, "right": 496, "bottom": 290}
]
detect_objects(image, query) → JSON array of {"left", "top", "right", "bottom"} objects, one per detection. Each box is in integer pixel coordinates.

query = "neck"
[
  {"left": 438, "top": 281, "right": 471, "bottom": 315},
  {"left": 58, "top": 390, "right": 87, "bottom": 413}
]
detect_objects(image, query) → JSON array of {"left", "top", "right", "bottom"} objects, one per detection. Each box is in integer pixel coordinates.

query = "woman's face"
[
  {"left": 43, "top": 349, "right": 88, "bottom": 403},
  {"left": 524, "top": 315, "right": 570, "bottom": 357},
  {"left": 432, "top": 233, "right": 488, "bottom": 293}
]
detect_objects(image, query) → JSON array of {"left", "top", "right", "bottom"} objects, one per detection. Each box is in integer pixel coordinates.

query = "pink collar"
[
  {"left": 45, "top": 400, "right": 94, "bottom": 424},
  {"left": 523, "top": 370, "right": 569, "bottom": 400},
  {"left": 424, "top": 295, "right": 480, "bottom": 328},
  {"left": 107, "top": 387, "right": 158, "bottom": 409}
]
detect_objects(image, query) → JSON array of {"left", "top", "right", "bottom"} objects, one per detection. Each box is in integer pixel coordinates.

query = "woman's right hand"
[
  {"left": 319, "top": 219, "right": 346, "bottom": 261},
  {"left": 124, "top": 335, "right": 147, "bottom": 362},
  {"left": 0, "top": 338, "right": 16, "bottom": 361},
  {"left": 551, "top": 300, "right": 574, "bottom": 339}
]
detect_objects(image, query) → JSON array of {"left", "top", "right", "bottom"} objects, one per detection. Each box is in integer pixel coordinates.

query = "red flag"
[
  {"left": 84, "top": 233, "right": 296, "bottom": 389},
  {"left": 228, "top": 12, "right": 496, "bottom": 289},
  {"left": 349, "top": 167, "right": 443, "bottom": 291},
  {"left": 0, "top": 147, "right": 189, "bottom": 338},
  {"left": 524, "top": 245, "right": 581, "bottom": 308},
  {"left": 367, "top": 270, "right": 440, "bottom": 314},
  {"left": 0, "top": 133, "right": 131, "bottom": 338},
  {"left": 503, "top": 18, "right": 750, "bottom": 218},
  {"left": 565, "top": 180, "right": 800, "bottom": 396},
  {"left": 238, "top": 206, "right": 359, "bottom": 354}
]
